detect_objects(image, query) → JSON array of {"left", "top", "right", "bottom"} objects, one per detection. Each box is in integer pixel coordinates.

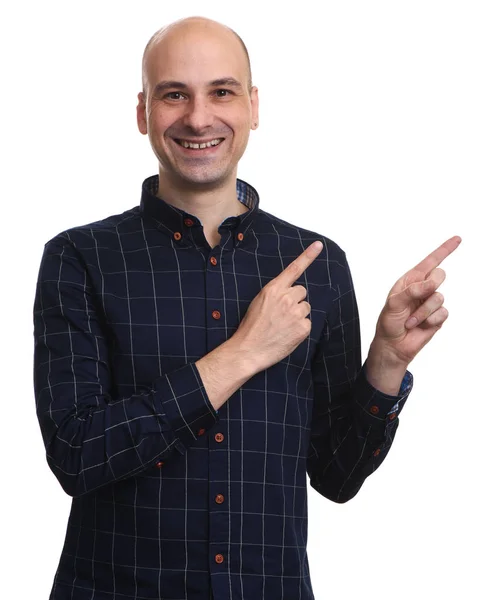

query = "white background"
[{"left": 1, "top": 1, "right": 496, "bottom": 598}]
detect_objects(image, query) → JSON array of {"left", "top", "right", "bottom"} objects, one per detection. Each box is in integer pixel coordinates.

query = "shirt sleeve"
[
  {"left": 33, "top": 235, "right": 218, "bottom": 498},
  {"left": 307, "top": 250, "right": 413, "bottom": 503}
]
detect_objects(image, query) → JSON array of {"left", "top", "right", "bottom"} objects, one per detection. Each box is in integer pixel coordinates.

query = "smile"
[{"left": 174, "top": 138, "right": 224, "bottom": 149}]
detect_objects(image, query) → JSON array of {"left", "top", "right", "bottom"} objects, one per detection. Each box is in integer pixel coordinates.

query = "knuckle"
[
  {"left": 266, "top": 283, "right": 279, "bottom": 298},
  {"left": 423, "top": 279, "right": 436, "bottom": 293},
  {"left": 298, "top": 300, "right": 310, "bottom": 313},
  {"left": 286, "top": 261, "right": 300, "bottom": 276},
  {"left": 282, "top": 294, "right": 293, "bottom": 309},
  {"left": 428, "top": 307, "right": 448, "bottom": 324},
  {"left": 386, "top": 293, "right": 399, "bottom": 309},
  {"left": 300, "top": 318, "right": 311, "bottom": 335}
]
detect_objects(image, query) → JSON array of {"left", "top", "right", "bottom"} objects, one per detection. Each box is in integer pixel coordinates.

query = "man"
[{"left": 33, "top": 16, "right": 460, "bottom": 600}]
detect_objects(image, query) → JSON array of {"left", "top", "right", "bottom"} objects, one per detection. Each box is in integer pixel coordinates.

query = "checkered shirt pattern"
[{"left": 33, "top": 175, "right": 412, "bottom": 600}]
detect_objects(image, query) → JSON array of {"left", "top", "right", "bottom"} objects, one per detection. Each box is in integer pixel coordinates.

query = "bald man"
[{"left": 33, "top": 16, "right": 460, "bottom": 600}]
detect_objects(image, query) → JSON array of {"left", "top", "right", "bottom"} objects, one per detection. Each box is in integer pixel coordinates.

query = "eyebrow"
[{"left": 153, "top": 77, "right": 243, "bottom": 95}]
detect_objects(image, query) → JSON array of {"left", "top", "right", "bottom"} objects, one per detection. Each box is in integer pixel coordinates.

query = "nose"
[{"left": 182, "top": 95, "right": 215, "bottom": 132}]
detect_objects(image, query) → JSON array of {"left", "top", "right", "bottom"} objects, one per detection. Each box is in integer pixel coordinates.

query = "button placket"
[{"left": 205, "top": 241, "right": 230, "bottom": 576}]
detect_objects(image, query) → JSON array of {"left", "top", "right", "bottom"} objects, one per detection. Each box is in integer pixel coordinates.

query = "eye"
[
  {"left": 214, "top": 89, "right": 232, "bottom": 98},
  {"left": 164, "top": 92, "right": 185, "bottom": 101}
]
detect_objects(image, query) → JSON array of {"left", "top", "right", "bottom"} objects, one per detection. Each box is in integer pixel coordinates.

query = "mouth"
[{"left": 173, "top": 138, "right": 225, "bottom": 152}]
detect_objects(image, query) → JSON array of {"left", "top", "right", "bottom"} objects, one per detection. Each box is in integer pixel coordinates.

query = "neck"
[{"left": 156, "top": 168, "right": 248, "bottom": 245}]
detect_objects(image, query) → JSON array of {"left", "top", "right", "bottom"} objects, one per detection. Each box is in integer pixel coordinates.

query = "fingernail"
[
  {"left": 311, "top": 241, "right": 323, "bottom": 254},
  {"left": 405, "top": 316, "right": 417, "bottom": 329}
]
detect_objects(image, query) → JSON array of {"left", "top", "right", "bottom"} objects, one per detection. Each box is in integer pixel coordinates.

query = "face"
[{"left": 137, "top": 26, "right": 259, "bottom": 189}]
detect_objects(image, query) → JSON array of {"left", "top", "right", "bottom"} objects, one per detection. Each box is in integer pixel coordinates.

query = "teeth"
[{"left": 179, "top": 138, "right": 222, "bottom": 149}]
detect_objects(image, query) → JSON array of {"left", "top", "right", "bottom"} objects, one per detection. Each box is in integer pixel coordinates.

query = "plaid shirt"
[{"left": 33, "top": 175, "right": 412, "bottom": 600}]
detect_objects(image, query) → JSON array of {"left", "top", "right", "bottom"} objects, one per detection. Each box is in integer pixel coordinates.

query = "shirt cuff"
[
  {"left": 353, "top": 366, "right": 413, "bottom": 425},
  {"left": 153, "top": 362, "right": 219, "bottom": 453}
]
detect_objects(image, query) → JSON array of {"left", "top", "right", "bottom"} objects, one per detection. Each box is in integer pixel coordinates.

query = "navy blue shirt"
[{"left": 33, "top": 175, "right": 412, "bottom": 600}]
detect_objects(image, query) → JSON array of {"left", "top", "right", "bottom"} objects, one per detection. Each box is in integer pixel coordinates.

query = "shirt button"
[
  {"left": 237, "top": 232, "right": 244, "bottom": 241},
  {"left": 373, "top": 449, "right": 381, "bottom": 457},
  {"left": 214, "top": 433, "right": 224, "bottom": 443},
  {"left": 370, "top": 405, "right": 380, "bottom": 415},
  {"left": 173, "top": 232, "right": 182, "bottom": 241},
  {"left": 155, "top": 461, "right": 164, "bottom": 468},
  {"left": 212, "top": 310, "right": 221, "bottom": 320},
  {"left": 215, "top": 554, "right": 224, "bottom": 564},
  {"left": 215, "top": 494, "right": 225, "bottom": 504},
  {"left": 389, "top": 413, "right": 397, "bottom": 420},
  {"left": 197, "top": 428, "right": 206, "bottom": 436},
  {"left": 210, "top": 256, "right": 218, "bottom": 266},
  {"left": 184, "top": 218, "right": 194, "bottom": 227}
]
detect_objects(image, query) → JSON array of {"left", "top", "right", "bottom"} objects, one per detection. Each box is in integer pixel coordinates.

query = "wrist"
[
  {"left": 195, "top": 337, "right": 260, "bottom": 413},
  {"left": 368, "top": 337, "right": 409, "bottom": 371},
  {"left": 221, "top": 335, "right": 262, "bottom": 380},
  {"left": 366, "top": 340, "right": 409, "bottom": 396}
]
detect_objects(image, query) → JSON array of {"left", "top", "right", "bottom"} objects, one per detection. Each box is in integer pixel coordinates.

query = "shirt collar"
[{"left": 139, "top": 175, "right": 260, "bottom": 239}]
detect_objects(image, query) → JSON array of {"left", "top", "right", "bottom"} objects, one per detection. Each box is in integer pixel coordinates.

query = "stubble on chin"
[{"left": 162, "top": 160, "right": 233, "bottom": 189}]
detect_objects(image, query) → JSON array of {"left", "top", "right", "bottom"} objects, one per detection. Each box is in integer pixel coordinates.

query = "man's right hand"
[
  {"left": 232, "top": 240, "right": 324, "bottom": 373},
  {"left": 196, "top": 241, "right": 323, "bottom": 411}
]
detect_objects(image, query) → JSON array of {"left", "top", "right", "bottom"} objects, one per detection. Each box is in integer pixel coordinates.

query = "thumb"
[{"left": 387, "top": 278, "right": 437, "bottom": 312}]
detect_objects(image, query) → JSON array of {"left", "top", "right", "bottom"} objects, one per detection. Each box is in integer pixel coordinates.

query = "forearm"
[
  {"left": 308, "top": 250, "right": 413, "bottom": 503},
  {"left": 36, "top": 362, "right": 218, "bottom": 497},
  {"left": 34, "top": 236, "right": 260, "bottom": 498},
  {"left": 38, "top": 340, "right": 259, "bottom": 498},
  {"left": 308, "top": 366, "right": 412, "bottom": 503}
]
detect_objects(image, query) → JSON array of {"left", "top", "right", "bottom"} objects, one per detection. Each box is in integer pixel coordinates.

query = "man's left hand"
[{"left": 371, "top": 235, "right": 462, "bottom": 368}]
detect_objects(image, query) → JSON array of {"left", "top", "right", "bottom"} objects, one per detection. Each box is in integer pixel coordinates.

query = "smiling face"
[{"left": 137, "top": 20, "right": 259, "bottom": 190}]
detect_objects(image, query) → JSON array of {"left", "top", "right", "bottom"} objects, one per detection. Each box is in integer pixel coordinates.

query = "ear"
[
  {"left": 250, "top": 86, "right": 259, "bottom": 130},
  {"left": 137, "top": 92, "right": 148, "bottom": 135}
]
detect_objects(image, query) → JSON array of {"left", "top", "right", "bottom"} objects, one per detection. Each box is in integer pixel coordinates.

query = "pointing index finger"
[
  {"left": 413, "top": 235, "right": 462, "bottom": 276},
  {"left": 277, "top": 241, "right": 323, "bottom": 287}
]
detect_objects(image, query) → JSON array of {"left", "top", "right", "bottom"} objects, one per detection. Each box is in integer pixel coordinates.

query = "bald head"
[{"left": 141, "top": 17, "right": 253, "bottom": 97}]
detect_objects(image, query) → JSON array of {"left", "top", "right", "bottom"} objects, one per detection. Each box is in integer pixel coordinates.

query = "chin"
[{"left": 178, "top": 167, "right": 233, "bottom": 187}]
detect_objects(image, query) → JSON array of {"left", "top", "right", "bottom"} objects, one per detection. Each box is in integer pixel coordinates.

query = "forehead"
[{"left": 145, "top": 28, "right": 247, "bottom": 88}]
